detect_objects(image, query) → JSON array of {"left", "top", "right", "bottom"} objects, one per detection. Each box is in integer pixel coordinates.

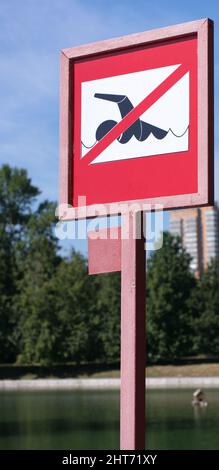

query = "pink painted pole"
[{"left": 120, "top": 211, "right": 146, "bottom": 450}]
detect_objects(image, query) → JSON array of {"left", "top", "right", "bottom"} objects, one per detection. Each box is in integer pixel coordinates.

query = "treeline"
[{"left": 0, "top": 164, "right": 219, "bottom": 365}]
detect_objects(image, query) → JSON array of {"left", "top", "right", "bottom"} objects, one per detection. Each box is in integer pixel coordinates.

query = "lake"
[{"left": 0, "top": 389, "right": 219, "bottom": 449}]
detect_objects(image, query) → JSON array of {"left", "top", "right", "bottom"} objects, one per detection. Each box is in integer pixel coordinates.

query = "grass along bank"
[
  {"left": 1, "top": 362, "right": 219, "bottom": 380},
  {"left": 91, "top": 363, "right": 219, "bottom": 378}
]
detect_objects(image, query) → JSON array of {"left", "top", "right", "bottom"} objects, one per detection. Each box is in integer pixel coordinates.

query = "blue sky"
[{"left": 0, "top": 0, "right": 218, "bottom": 255}]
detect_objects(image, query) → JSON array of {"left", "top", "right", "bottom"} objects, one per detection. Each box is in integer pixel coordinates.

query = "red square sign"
[{"left": 59, "top": 19, "right": 213, "bottom": 220}]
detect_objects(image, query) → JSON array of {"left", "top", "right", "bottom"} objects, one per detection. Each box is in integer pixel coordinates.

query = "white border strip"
[{"left": 1, "top": 377, "right": 219, "bottom": 390}]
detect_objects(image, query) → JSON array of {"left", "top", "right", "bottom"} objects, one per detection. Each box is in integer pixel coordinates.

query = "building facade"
[{"left": 169, "top": 205, "right": 219, "bottom": 276}]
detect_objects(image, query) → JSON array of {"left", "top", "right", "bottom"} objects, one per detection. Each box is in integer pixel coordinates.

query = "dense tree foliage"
[
  {"left": 15, "top": 201, "right": 61, "bottom": 364},
  {"left": 1, "top": 164, "right": 219, "bottom": 365},
  {"left": 0, "top": 165, "right": 40, "bottom": 362},
  {"left": 0, "top": 229, "right": 15, "bottom": 361},
  {"left": 0, "top": 164, "right": 121, "bottom": 365},
  {"left": 0, "top": 164, "right": 39, "bottom": 237},
  {"left": 98, "top": 272, "right": 120, "bottom": 362},
  {"left": 191, "top": 260, "right": 219, "bottom": 356},
  {"left": 147, "top": 233, "right": 196, "bottom": 362}
]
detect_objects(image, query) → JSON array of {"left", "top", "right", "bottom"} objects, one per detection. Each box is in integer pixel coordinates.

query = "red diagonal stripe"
[{"left": 82, "top": 63, "right": 189, "bottom": 165}]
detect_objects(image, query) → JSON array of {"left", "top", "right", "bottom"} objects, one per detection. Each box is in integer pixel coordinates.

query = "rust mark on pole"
[{"left": 120, "top": 211, "right": 146, "bottom": 450}]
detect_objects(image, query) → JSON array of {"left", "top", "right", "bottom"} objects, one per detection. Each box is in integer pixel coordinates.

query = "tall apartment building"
[{"left": 169, "top": 205, "right": 219, "bottom": 276}]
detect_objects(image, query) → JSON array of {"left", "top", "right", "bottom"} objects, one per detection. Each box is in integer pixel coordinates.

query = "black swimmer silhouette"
[{"left": 94, "top": 93, "right": 168, "bottom": 144}]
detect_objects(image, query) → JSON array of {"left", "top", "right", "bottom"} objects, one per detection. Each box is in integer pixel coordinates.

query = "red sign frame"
[{"left": 59, "top": 19, "right": 214, "bottom": 220}]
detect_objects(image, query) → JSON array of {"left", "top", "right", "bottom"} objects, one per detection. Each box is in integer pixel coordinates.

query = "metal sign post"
[
  {"left": 88, "top": 211, "right": 146, "bottom": 450},
  {"left": 120, "top": 211, "right": 146, "bottom": 449}
]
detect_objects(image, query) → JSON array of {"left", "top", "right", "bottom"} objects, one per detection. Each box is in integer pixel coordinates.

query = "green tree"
[
  {"left": 50, "top": 251, "right": 103, "bottom": 364},
  {"left": 0, "top": 164, "right": 39, "bottom": 237},
  {"left": 147, "top": 232, "right": 196, "bottom": 362},
  {"left": 191, "top": 259, "right": 219, "bottom": 355},
  {"left": 0, "top": 229, "right": 15, "bottom": 361},
  {"left": 0, "top": 165, "right": 40, "bottom": 362},
  {"left": 97, "top": 272, "right": 121, "bottom": 363},
  {"left": 20, "top": 252, "right": 121, "bottom": 366},
  {"left": 15, "top": 201, "right": 61, "bottom": 365}
]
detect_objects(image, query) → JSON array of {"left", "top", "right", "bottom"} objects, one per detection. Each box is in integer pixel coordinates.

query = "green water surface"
[{"left": 0, "top": 389, "right": 219, "bottom": 450}]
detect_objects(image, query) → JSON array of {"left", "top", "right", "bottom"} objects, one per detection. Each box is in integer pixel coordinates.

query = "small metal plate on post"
[{"left": 88, "top": 227, "right": 121, "bottom": 275}]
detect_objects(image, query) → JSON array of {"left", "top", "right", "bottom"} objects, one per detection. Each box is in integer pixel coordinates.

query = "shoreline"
[{"left": 1, "top": 377, "right": 219, "bottom": 390}]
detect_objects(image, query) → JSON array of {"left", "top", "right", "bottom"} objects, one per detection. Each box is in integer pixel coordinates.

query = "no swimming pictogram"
[{"left": 81, "top": 63, "right": 189, "bottom": 165}]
